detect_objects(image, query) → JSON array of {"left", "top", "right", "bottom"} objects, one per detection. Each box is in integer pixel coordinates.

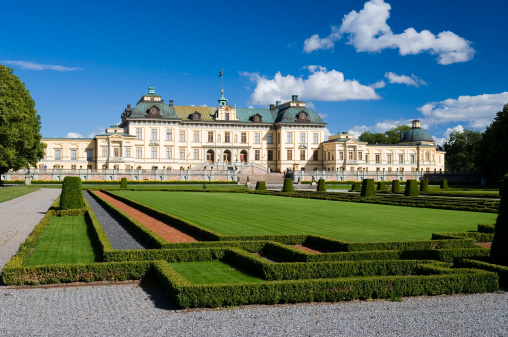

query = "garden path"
[{"left": 0, "top": 188, "right": 60, "bottom": 274}]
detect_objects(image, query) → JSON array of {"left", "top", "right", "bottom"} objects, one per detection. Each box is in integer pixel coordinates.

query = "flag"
[{"left": 218, "top": 71, "right": 223, "bottom": 76}]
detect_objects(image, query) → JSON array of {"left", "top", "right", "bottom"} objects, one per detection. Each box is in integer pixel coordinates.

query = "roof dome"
[{"left": 399, "top": 120, "right": 434, "bottom": 143}]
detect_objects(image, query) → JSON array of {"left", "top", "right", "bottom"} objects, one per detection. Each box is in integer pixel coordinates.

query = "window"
[
  {"left": 287, "top": 132, "right": 293, "bottom": 144},
  {"left": 313, "top": 150, "right": 318, "bottom": 161},
  {"left": 224, "top": 132, "right": 231, "bottom": 143},
  {"left": 300, "top": 150, "right": 306, "bottom": 161},
  {"left": 241, "top": 132, "right": 247, "bottom": 143},
  {"left": 71, "top": 165, "right": 76, "bottom": 170},
  {"left": 151, "top": 148, "right": 157, "bottom": 159},
  {"left": 327, "top": 152, "right": 330, "bottom": 161},
  {"left": 267, "top": 133, "right": 273, "bottom": 144},
  {"left": 375, "top": 154, "right": 380, "bottom": 164},
  {"left": 179, "top": 131, "right": 185, "bottom": 142},
  {"left": 267, "top": 149, "right": 273, "bottom": 161},
  {"left": 218, "top": 134, "right": 221, "bottom": 143},
  {"left": 387, "top": 154, "right": 392, "bottom": 164},
  {"left": 300, "top": 133, "right": 306, "bottom": 144},
  {"left": 255, "top": 150, "right": 260, "bottom": 161},
  {"left": 234, "top": 134, "right": 237, "bottom": 143},
  {"left": 225, "top": 112, "right": 230, "bottom": 120},
  {"left": 102, "top": 147, "right": 108, "bottom": 157},
  {"left": 166, "top": 129, "right": 173, "bottom": 141},
  {"left": 70, "top": 149, "right": 77, "bottom": 160},
  {"left": 254, "top": 133, "right": 260, "bottom": 144},
  {"left": 193, "top": 131, "right": 199, "bottom": 142},
  {"left": 125, "top": 148, "right": 131, "bottom": 158},
  {"left": 287, "top": 149, "right": 293, "bottom": 160},
  {"left": 348, "top": 151, "right": 354, "bottom": 160},
  {"left": 166, "top": 148, "right": 172, "bottom": 159},
  {"left": 136, "top": 128, "right": 142, "bottom": 140},
  {"left": 179, "top": 149, "right": 185, "bottom": 160},
  {"left": 113, "top": 148, "right": 120, "bottom": 158},
  {"left": 399, "top": 154, "right": 404, "bottom": 164},
  {"left": 388, "top": 167, "right": 392, "bottom": 172},
  {"left": 86, "top": 149, "right": 93, "bottom": 161},
  {"left": 151, "top": 129, "right": 157, "bottom": 140},
  {"left": 136, "top": 147, "right": 142, "bottom": 159},
  {"left": 194, "top": 149, "right": 199, "bottom": 160},
  {"left": 313, "top": 133, "right": 319, "bottom": 144},
  {"left": 358, "top": 152, "right": 363, "bottom": 161},
  {"left": 339, "top": 151, "right": 344, "bottom": 160},
  {"left": 410, "top": 154, "right": 415, "bottom": 164},
  {"left": 425, "top": 152, "right": 430, "bottom": 161},
  {"left": 208, "top": 131, "right": 214, "bottom": 142}
]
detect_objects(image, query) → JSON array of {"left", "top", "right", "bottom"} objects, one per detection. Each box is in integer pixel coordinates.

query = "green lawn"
[
  {"left": 0, "top": 186, "right": 40, "bottom": 203},
  {"left": 112, "top": 191, "right": 497, "bottom": 242},
  {"left": 83, "top": 184, "right": 247, "bottom": 191},
  {"left": 25, "top": 216, "right": 98, "bottom": 266},
  {"left": 169, "top": 260, "right": 264, "bottom": 284}
]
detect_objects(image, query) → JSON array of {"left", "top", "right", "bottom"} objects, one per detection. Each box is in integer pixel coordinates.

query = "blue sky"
[{"left": 2, "top": 0, "right": 507, "bottom": 145}]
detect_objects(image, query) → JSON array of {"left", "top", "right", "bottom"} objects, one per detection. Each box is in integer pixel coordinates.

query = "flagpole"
[{"left": 221, "top": 68, "right": 224, "bottom": 92}]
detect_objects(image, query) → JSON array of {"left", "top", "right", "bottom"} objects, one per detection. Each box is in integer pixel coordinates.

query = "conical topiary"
[
  {"left": 490, "top": 173, "right": 508, "bottom": 266},
  {"left": 361, "top": 179, "right": 376, "bottom": 197},
  {"left": 420, "top": 179, "right": 429, "bottom": 192},
  {"left": 60, "top": 176, "right": 84, "bottom": 210},
  {"left": 282, "top": 178, "right": 294, "bottom": 192},
  {"left": 255, "top": 181, "right": 266, "bottom": 191},
  {"left": 377, "top": 181, "right": 387, "bottom": 191},
  {"left": 404, "top": 179, "right": 419, "bottom": 196},
  {"left": 440, "top": 179, "right": 448, "bottom": 189},
  {"left": 120, "top": 177, "right": 128, "bottom": 189},
  {"left": 316, "top": 179, "right": 326, "bottom": 192},
  {"left": 391, "top": 180, "right": 400, "bottom": 193}
]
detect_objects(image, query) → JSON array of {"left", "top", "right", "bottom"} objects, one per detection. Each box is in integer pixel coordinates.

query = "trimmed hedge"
[
  {"left": 432, "top": 232, "right": 494, "bottom": 242},
  {"left": 377, "top": 181, "right": 387, "bottom": 191},
  {"left": 420, "top": 179, "right": 429, "bottom": 192},
  {"left": 478, "top": 223, "right": 495, "bottom": 233},
  {"left": 455, "top": 258, "right": 508, "bottom": 288},
  {"left": 32, "top": 180, "right": 238, "bottom": 185},
  {"left": 440, "top": 179, "right": 449, "bottom": 189},
  {"left": 404, "top": 180, "right": 420, "bottom": 196},
  {"left": 351, "top": 183, "right": 362, "bottom": 192},
  {"left": 60, "top": 177, "right": 84, "bottom": 209},
  {"left": 282, "top": 178, "right": 294, "bottom": 192},
  {"left": 360, "top": 179, "right": 376, "bottom": 197},
  {"left": 255, "top": 181, "right": 266, "bottom": 191},
  {"left": 316, "top": 179, "right": 326, "bottom": 192},
  {"left": 391, "top": 180, "right": 400, "bottom": 193},
  {"left": 120, "top": 177, "right": 127, "bottom": 189}
]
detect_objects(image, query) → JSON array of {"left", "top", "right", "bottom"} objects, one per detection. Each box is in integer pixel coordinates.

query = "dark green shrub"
[
  {"left": 491, "top": 173, "right": 508, "bottom": 266},
  {"left": 120, "top": 177, "right": 127, "bottom": 189},
  {"left": 391, "top": 180, "right": 401, "bottom": 193},
  {"left": 360, "top": 179, "right": 376, "bottom": 197},
  {"left": 377, "top": 181, "right": 387, "bottom": 191},
  {"left": 316, "top": 179, "right": 326, "bottom": 192},
  {"left": 255, "top": 181, "right": 266, "bottom": 191},
  {"left": 60, "top": 177, "right": 84, "bottom": 210},
  {"left": 478, "top": 224, "right": 495, "bottom": 233},
  {"left": 420, "top": 179, "right": 429, "bottom": 192},
  {"left": 440, "top": 179, "right": 448, "bottom": 189},
  {"left": 282, "top": 178, "right": 294, "bottom": 192},
  {"left": 404, "top": 180, "right": 419, "bottom": 196},
  {"left": 351, "top": 183, "right": 362, "bottom": 191}
]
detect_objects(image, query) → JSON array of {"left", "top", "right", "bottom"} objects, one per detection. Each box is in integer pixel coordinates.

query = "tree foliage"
[
  {"left": 490, "top": 174, "right": 508, "bottom": 266},
  {"left": 0, "top": 65, "right": 45, "bottom": 176},
  {"left": 443, "top": 129, "right": 482, "bottom": 172},
  {"left": 358, "top": 125, "right": 411, "bottom": 144}
]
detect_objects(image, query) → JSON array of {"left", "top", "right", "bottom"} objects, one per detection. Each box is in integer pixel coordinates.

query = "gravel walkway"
[
  {"left": 84, "top": 191, "right": 152, "bottom": 250},
  {"left": 0, "top": 188, "right": 60, "bottom": 274},
  {"left": 0, "top": 283, "right": 506, "bottom": 336}
]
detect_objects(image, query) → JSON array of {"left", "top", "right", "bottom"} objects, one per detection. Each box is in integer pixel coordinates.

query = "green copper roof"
[
  {"left": 123, "top": 101, "right": 179, "bottom": 119},
  {"left": 173, "top": 106, "right": 218, "bottom": 121},
  {"left": 275, "top": 107, "right": 324, "bottom": 124},
  {"left": 236, "top": 108, "right": 278, "bottom": 123},
  {"left": 400, "top": 128, "right": 434, "bottom": 143}
]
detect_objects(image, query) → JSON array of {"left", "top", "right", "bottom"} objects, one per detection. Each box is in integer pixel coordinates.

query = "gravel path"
[
  {"left": 0, "top": 188, "right": 60, "bottom": 274},
  {"left": 84, "top": 191, "right": 152, "bottom": 250},
  {"left": 0, "top": 283, "right": 506, "bottom": 336}
]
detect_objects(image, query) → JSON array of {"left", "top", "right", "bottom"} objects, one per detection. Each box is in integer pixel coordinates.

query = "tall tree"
[
  {"left": 358, "top": 125, "right": 411, "bottom": 144},
  {"left": 443, "top": 129, "right": 482, "bottom": 172},
  {"left": 0, "top": 65, "right": 46, "bottom": 180},
  {"left": 476, "top": 103, "right": 508, "bottom": 183}
]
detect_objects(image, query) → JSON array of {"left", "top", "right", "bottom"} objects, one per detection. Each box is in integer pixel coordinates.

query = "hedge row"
[
  {"left": 478, "top": 223, "right": 496, "bottom": 233},
  {"left": 431, "top": 232, "right": 494, "bottom": 242},
  {"left": 455, "top": 258, "right": 508, "bottom": 288},
  {"left": 31, "top": 180, "right": 238, "bottom": 185}
]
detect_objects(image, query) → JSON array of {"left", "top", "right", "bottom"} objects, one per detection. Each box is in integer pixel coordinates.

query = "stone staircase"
[{"left": 238, "top": 172, "right": 284, "bottom": 185}]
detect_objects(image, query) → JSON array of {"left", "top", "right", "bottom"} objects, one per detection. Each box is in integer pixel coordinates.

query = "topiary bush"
[
  {"left": 120, "top": 177, "right": 127, "bottom": 189},
  {"left": 377, "top": 181, "right": 387, "bottom": 191},
  {"left": 404, "top": 180, "right": 420, "bottom": 196},
  {"left": 282, "top": 178, "right": 294, "bottom": 192},
  {"left": 60, "top": 176, "right": 84, "bottom": 210},
  {"left": 361, "top": 179, "right": 376, "bottom": 197},
  {"left": 420, "top": 179, "right": 429, "bottom": 192},
  {"left": 490, "top": 173, "right": 508, "bottom": 266},
  {"left": 351, "top": 183, "right": 362, "bottom": 191},
  {"left": 255, "top": 181, "right": 266, "bottom": 191},
  {"left": 391, "top": 180, "right": 400, "bottom": 193},
  {"left": 440, "top": 179, "right": 448, "bottom": 190},
  {"left": 316, "top": 179, "right": 326, "bottom": 192}
]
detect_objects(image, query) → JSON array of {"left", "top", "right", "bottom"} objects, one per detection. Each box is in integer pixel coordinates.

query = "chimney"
[
  {"left": 269, "top": 104, "right": 274, "bottom": 110},
  {"left": 169, "top": 100, "right": 174, "bottom": 107},
  {"left": 127, "top": 104, "right": 131, "bottom": 109},
  {"left": 292, "top": 95, "right": 298, "bottom": 101},
  {"left": 276, "top": 100, "right": 281, "bottom": 106}
]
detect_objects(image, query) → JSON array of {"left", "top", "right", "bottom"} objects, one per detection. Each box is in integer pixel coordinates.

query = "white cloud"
[
  {"left": 370, "top": 80, "right": 386, "bottom": 89},
  {"left": 66, "top": 132, "right": 83, "bottom": 138},
  {"left": 418, "top": 92, "right": 508, "bottom": 129},
  {"left": 306, "top": 101, "right": 315, "bottom": 109},
  {"left": 240, "top": 66, "right": 379, "bottom": 106},
  {"left": 88, "top": 126, "right": 105, "bottom": 138},
  {"left": 348, "top": 119, "right": 413, "bottom": 139},
  {"left": 318, "top": 113, "right": 327, "bottom": 120},
  {"left": 324, "top": 128, "right": 332, "bottom": 140},
  {"left": 200, "top": 104, "right": 208, "bottom": 107},
  {"left": 385, "top": 72, "right": 426, "bottom": 87},
  {"left": 303, "top": 0, "right": 475, "bottom": 65},
  {"left": 433, "top": 125, "right": 464, "bottom": 146},
  {"left": 2, "top": 60, "right": 83, "bottom": 71}
]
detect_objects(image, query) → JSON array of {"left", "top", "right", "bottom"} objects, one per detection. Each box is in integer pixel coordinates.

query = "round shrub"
[
  {"left": 404, "top": 179, "right": 420, "bottom": 196},
  {"left": 361, "top": 179, "right": 376, "bottom": 197},
  {"left": 391, "top": 180, "right": 401, "bottom": 193},
  {"left": 420, "top": 179, "right": 429, "bottom": 192},
  {"left": 316, "top": 179, "right": 326, "bottom": 192},
  {"left": 60, "top": 176, "right": 84, "bottom": 210},
  {"left": 120, "top": 177, "right": 128, "bottom": 189},
  {"left": 377, "top": 181, "right": 387, "bottom": 191},
  {"left": 255, "top": 181, "right": 266, "bottom": 191},
  {"left": 491, "top": 173, "right": 508, "bottom": 266},
  {"left": 440, "top": 179, "right": 448, "bottom": 189},
  {"left": 282, "top": 178, "right": 294, "bottom": 192}
]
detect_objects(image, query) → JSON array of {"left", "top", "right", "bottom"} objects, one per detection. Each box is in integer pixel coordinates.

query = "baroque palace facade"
[{"left": 31, "top": 88, "right": 444, "bottom": 181}]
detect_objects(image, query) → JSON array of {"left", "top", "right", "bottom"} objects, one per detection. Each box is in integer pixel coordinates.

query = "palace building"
[{"left": 37, "top": 88, "right": 445, "bottom": 179}]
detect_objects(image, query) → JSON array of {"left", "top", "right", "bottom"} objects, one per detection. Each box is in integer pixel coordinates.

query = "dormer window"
[
  {"left": 296, "top": 111, "right": 309, "bottom": 122},
  {"left": 190, "top": 111, "right": 201, "bottom": 121},
  {"left": 252, "top": 114, "right": 262, "bottom": 123}
]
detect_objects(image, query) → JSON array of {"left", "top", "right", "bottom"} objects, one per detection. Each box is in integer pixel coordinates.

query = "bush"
[
  {"left": 491, "top": 173, "right": 508, "bottom": 266},
  {"left": 60, "top": 177, "right": 84, "bottom": 210},
  {"left": 120, "top": 177, "right": 127, "bottom": 189},
  {"left": 255, "top": 181, "right": 266, "bottom": 191},
  {"left": 420, "top": 179, "right": 429, "bottom": 192},
  {"left": 360, "top": 179, "right": 376, "bottom": 197},
  {"left": 391, "top": 180, "right": 400, "bottom": 193},
  {"left": 440, "top": 179, "right": 449, "bottom": 189},
  {"left": 316, "top": 179, "right": 326, "bottom": 192},
  {"left": 404, "top": 180, "right": 420, "bottom": 196},
  {"left": 377, "top": 181, "right": 387, "bottom": 191},
  {"left": 282, "top": 178, "right": 294, "bottom": 192},
  {"left": 478, "top": 224, "right": 495, "bottom": 233},
  {"left": 351, "top": 183, "right": 362, "bottom": 191}
]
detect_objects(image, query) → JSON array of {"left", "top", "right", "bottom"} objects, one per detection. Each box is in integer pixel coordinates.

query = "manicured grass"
[
  {"left": 82, "top": 184, "right": 247, "bottom": 191},
  {"left": 112, "top": 191, "right": 497, "bottom": 242},
  {"left": 169, "top": 260, "right": 264, "bottom": 284},
  {"left": 25, "top": 216, "right": 98, "bottom": 266},
  {"left": 0, "top": 186, "right": 40, "bottom": 203}
]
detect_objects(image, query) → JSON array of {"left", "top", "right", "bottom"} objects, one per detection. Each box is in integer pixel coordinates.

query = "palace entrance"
[
  {"left": 239, "top": 150, "right": 248, "bottom": 163},
  {"left": 206, "top": 150, "right": 215, "bottom": 162},
  {"left": 223, "top": 150, "right": 231, "bottom": 163}
]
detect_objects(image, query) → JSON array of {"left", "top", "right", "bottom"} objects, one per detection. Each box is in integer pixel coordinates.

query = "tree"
[
  {"left": 358, "top": 125, "right": 411, "bottom": 144},
  {"left": 490, "top": 173, "right": 508, "bottom": 266},
  {"left": 443, "top": 129, "right": 482, "bottom": 172},
  {"left": 476, "top": 103, "right": 508, "bottom": 183},
  {"left": 0, "top": 65, "right": 45, "bottom": 180}
]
